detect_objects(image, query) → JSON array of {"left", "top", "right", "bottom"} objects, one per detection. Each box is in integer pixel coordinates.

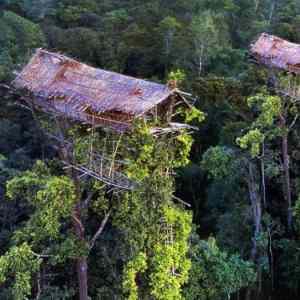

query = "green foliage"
[
  {"left": 47, "top": 27, "right": 102, "bottom": 64},
  {"left": 0, "top": 243, "right": 41, "bottom": 300},
  {"left": 56, "top": 0, "right": 98, "bottom": 25},
  {"left": 236, "top": 92, "right": 286, "bottom": 157},
  {"left": 123, "top": 252, "right": 147, "bottom": 300},
  {"left": 6, "top": 161, "right": 77, "bottom": 242},
  {"left": 178, "top": 106, "right": 206, "bottom": 124},
  {"left": 113, "top": 122, "right": 193, "bottom": 299},
  {"left": 294, "top": 194, "right": 300, "bottom": 230},
  {"left": 184, "top": 237, "right": 256, "bottom": 300},
  {"left": 175, "top": 133, "right": 194, "bottom": 167},
  {"left": 247, "top": 94, "right": 282, "bottom": 127},
  {"left": 123, "top": 121, "right": 194, "bottom": 181},
  {"left": 168, "top": 69, "right": 186, "bottom": 86},
  {"left": 1, "top": 161, "right": 80, "bottom": 295},
  {"left": 0, "top": 10, "right": 45, "bottom": 80},
  {"left": 38, "top": 286, "right": 75, "bottom": 300},
  {"left": 201, "top": 146, "right": 234, "bottom": 179},
  {"left": 273, "top": 238, "right": 300, "bottom": 292},
  {"left": 236, "top": 129, "right": 265, "bottom": 158},
  {"left": 149, "top": 206, "right": 192, "bottom": 300},
  {"left": 3, "top": 1, "right": 300, "bottom": 299},
  {"left": 188, "top": 10, "right": 231, "bottom": 75},
  {"left": 159, "top": 16, "right": 182, "bottom": 61},
  {"left": 121, "top": 205, "right": 192, "bottom": 300}
]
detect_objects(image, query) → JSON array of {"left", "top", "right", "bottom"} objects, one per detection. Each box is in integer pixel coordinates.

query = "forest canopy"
[{"left": 1, "top": 1, "right": 300, "bottom": 300}]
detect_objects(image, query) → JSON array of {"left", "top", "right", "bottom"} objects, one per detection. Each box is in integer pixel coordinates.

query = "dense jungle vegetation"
[{"left": 1, "top": 0, "right": 300, "bottom": 299}]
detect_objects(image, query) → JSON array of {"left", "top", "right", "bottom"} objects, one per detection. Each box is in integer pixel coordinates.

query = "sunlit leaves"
[
  {"left": 123, "top": 252, "right": 147, "bottom": 300},
  {"left": 121, "top": 205, "right": 192, "bottom": 300},
  {"left": 113, "top": 121, "right": 194, "bottom": 299},
  {"left": 123, "top": 121, "right": 194, "bottom": 181},
  {"left": 0, "top": 243, "right": 41, "bottom": 300},
  {"left": 6, "top": 161, "right": 77, "bottom": 242},
  {"left": 247, "top": 94, "right": 282, "bottom": 127},
  {"left": 167, "top": 69, "right": 186, "bottom": 86},
  {"left": 237, "top": 129, "right": 265, "bottom": 158},
  {"left": 185, "top": 107, "right": 206, "bottom": 123},
  {"left": 149, "top": 206, "right": 192, "bottom": 300},
  {"left": 236, "top": 93, "right": 284, "bottom": 157}
]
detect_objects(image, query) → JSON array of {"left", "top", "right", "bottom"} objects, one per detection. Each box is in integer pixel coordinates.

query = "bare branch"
[
  {"left": 172, "top": 195, "right": 191, "bottom": 207},
  {"left": 289, "top": 114, "right": 299, "bottom": 131},
  {"left": 72, "top": 213, "right": 85, "bottom": 233},
  {"left": 81, "top": 191, "right": 96, "bottom": 209},
  {"left": 89, "top": 211, "right": 111, "bottom": 251}
]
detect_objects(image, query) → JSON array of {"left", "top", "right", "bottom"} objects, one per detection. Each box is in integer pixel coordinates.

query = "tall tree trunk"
[
  {"left": 261, "top": 142, "right": 267, "bottom": 208},
  {"left": 56, "top": 119, "right": 89, "bottom": 300},
  {"left": 248, "top": 163, "right": 262, "bottom": 261},
  {"left": 280, "top": 116, "right": 292, "bottom": 231},
  {"left": 267, "top": 225, "right": 274, "bottom": 291},
  {"left": 246, "top": 162, "right": 262, "bottom": 300},
  {"left": 76, "top": 257, "right": 88, "bottom": 300},
  {"left": 268, "top": 0, "right": 276, "bottom": 24},
  {"left": 282, "top": 134, "right": 292, "bottom": 230},
  {"left": 73, "top": 206, "right": 89, "bottom": 300},
  {"left": 254, "top": 0, "right": 260, "bottom": 12}
]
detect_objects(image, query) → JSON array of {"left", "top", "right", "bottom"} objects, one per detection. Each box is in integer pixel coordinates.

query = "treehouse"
[
  {"left": 10, "top": 49, "right": 195, "bottom": 190},
  {"left": 250, "top": 33, "right": 300, "bottom": 74},
  {"left": 12, "top": 49, "right": 190, "bottom": 132}
]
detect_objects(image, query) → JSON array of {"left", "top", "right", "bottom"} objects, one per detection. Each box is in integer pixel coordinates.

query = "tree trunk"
[
  {"left": 267, "top": 225, "right": 274, "bottom": 291},
  {"left": 282, "top": 135, "right": 292, "bottom": 231},
  {"left": 73, "top": 206, "right": 89, "bottom": 300},
  {"left": 198, "top": 46, "right": 204, "bottom": 77},
  {"left": 261, "top": 142, "right": 267, "bottom": 208},
  {"left": 55, "top": 119, "right": 89, "bottom": 300},
  {"left": 248, "top": 163, "right": 262, "bottom": 262},
  {"left": 268, "top": 0, "right": 276, "bottom": 24},
  {"left": 77, "top": 257, "right": 88, "bottom": 300},
  {"left": 246, "top": 162, "right": 262, "bottom": 300},
  {"left": 280, "top": 115, "right": 292, "bottom": 231}
]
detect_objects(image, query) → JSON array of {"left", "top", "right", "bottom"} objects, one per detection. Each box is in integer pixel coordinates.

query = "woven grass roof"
[
  {"left": 13, "top": 49, "right": 180, "bottom": 130},
  {"left": 250, "top": 33, "right": 300, "bottom": 74}
]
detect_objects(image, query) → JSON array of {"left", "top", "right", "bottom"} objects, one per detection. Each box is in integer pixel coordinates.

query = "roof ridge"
[{"left": 37, "top": 48, "right": 170, "bottom": 90}]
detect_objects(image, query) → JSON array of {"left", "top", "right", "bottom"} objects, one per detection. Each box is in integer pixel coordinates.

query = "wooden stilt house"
[
  {"left": 250, "top": 33, "right": 300, "bottom": 74},
  {"left": 12, "top": 49, "right": 190, "bottom": 132}
]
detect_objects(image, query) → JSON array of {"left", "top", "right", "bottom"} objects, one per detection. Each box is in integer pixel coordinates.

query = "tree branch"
[
  {"left": 81, "top": 191, "right": 96, "bottom": 209},
  {"left": 172, "top": 195, "right": 191, "bottom": 207},
  {"left": 289, "top": 114, "right": 298, "bottom": 131},
  {"left": 72, "top": 213, "right": 85, "bottom": 233},
  {"left": 89, "top": 210, "right": 111, "bottom": 251}
]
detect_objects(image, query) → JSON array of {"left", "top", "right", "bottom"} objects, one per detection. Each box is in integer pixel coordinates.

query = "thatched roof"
[
  {"left": 13, "top": 49, "right": 181, "bottom": 130},
  {"left": 250, "top": 33, "right": 300, "bottom": 74}
]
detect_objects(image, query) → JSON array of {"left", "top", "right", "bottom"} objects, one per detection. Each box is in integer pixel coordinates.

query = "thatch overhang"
[
  {"left": 13, "top": 49, "right": 187, "bottom": 131},
  {"left": 250, "top": 33, "right": 300, "bottom": 74}
]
